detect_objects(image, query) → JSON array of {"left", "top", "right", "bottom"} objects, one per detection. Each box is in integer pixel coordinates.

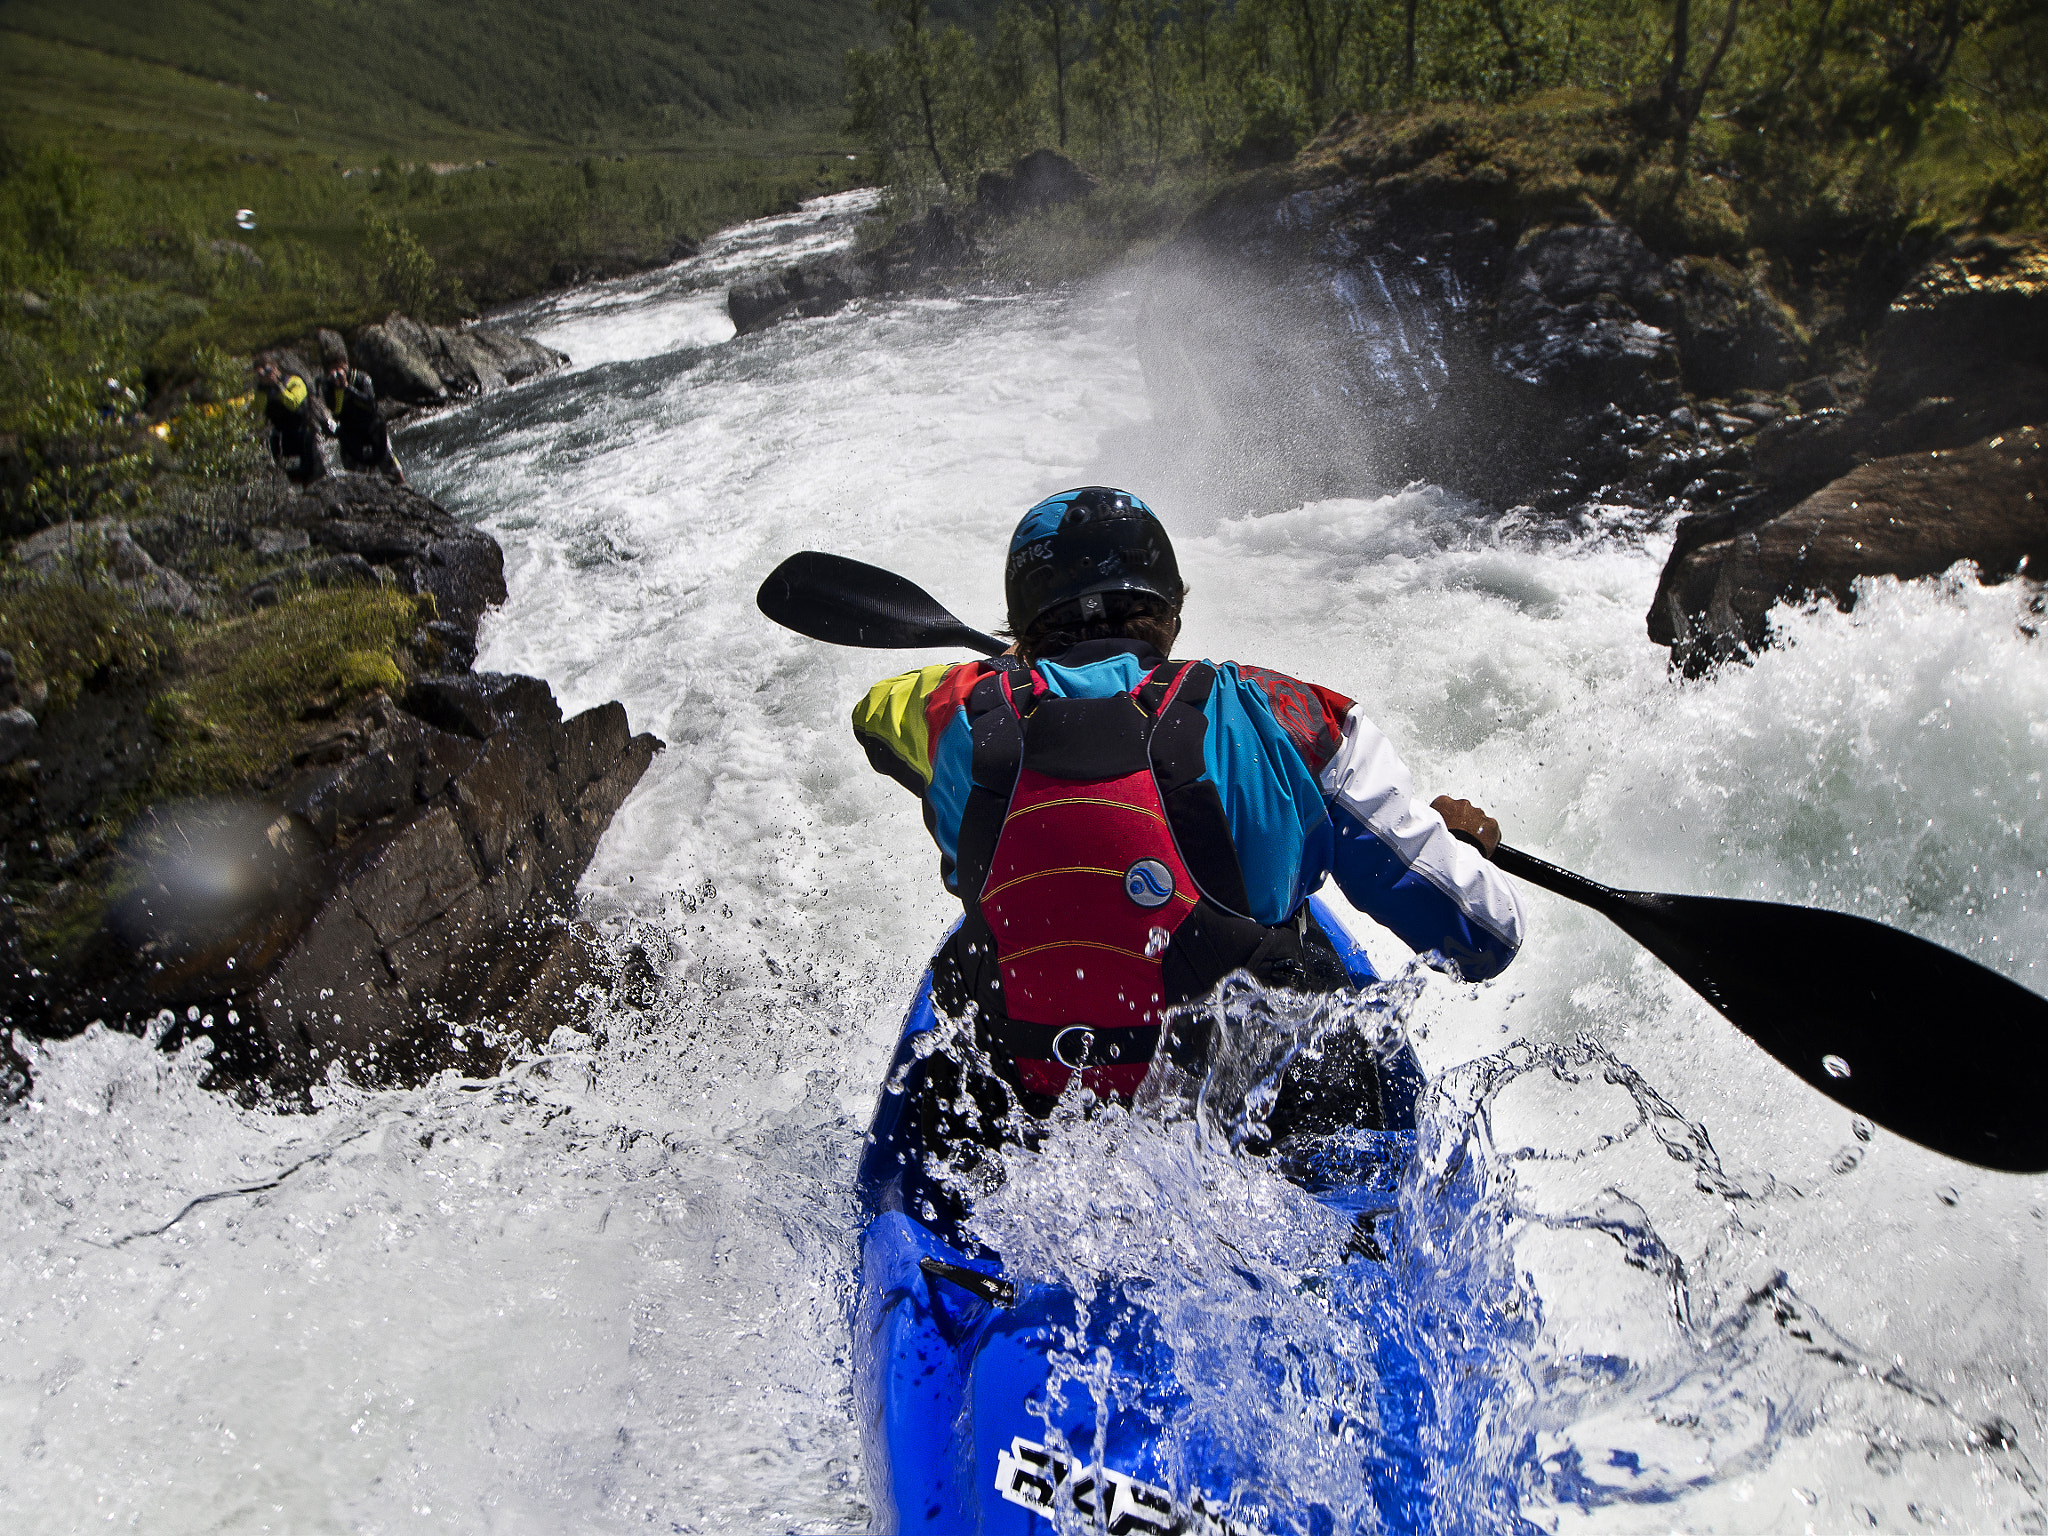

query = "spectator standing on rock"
[
  {"left": 255, "top": 355, "right": 326, "bottom": 484},
  {"left": 322, "top": 350, "right": 405, "bottom": 484}
]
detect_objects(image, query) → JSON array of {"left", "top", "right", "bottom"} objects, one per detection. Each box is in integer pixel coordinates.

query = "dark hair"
[{"left": 1015, "top": 590, "right": 1183, "bottom": 666}]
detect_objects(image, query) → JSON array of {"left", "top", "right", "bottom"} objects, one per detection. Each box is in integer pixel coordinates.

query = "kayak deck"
[{"left": 853, "top": 896, "right": 1437, "bottom": 1533}]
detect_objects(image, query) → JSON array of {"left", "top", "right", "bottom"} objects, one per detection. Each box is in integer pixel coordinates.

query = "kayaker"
[
  {"left": 254, "top": 356, "right": 326, "bottom": 484},
  {"left": 852, "top": 486, "right": 1524, "bottom": 1181}
]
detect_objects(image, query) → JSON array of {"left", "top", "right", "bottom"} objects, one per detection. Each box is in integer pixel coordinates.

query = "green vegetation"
[
  {"left": 0, "top": 1, "right": 903, "bottom": 483},
  {"left": 0, "top": 582, "right": 174, "bottom": 716},
  {"left": 849, "top": 0, "right": 2048, "bottom": 241},
  {"left": 149, "top": 587, "right": 429, "bottom": 800},
  {"left": 977, "top": 174, "right": 1228, "bottom": 282}
]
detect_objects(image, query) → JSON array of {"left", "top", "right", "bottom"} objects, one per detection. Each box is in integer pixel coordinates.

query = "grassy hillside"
[
  {"left": 5, "top": 0, "right": 870, "bottom": 142},
  {"left": 4, "top": 0, "right": 1002, "bottom": 146},
  {"left": 0, "top": 0, "right": 1017, "bottom": 426}
]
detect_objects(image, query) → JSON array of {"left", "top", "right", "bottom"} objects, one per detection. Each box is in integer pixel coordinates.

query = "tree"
[
  {"left": 1661, "top": 0, "right": 1744, "bottom": 172},
  {"left": 848, "top": 0, "right": 992, "bottom": 197},
  {"left": 1025, "top": 0, "right": 1085, "bottom": 150},
  {"left": 1278, "top": 0, "right": 1367, "bottom": 122}
]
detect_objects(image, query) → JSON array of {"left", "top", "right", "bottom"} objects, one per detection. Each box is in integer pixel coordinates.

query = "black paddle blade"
[
  {"left": 1493, "top": 844, "right": 2048, "bottom": 1173},
  {"left": 756, "top": 551, "right": 1006, "bottom": 656}
]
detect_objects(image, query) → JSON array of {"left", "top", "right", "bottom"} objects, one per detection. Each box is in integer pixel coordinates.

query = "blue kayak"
[{"left": 854, "top": 895, "right": 1435, "bottom": 1534}]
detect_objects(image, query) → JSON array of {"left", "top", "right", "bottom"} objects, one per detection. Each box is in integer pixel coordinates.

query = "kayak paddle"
[
  {"left": 757, "top": 551, "right": 1007, "bottom": 656},
  {"left": 1478, "top": 842, "right": 2048, "bottom": 1175},
  {"left": 756, "top": 550, "right": 2048, "bottom": 1174}
]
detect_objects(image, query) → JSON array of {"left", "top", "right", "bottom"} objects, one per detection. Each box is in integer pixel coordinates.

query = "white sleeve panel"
[{"left": 1316, "top": 704, "right": 1527, "bottom": 952}]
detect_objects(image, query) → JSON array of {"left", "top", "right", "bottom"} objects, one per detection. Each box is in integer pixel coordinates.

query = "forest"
[{"left": 849, "top": 0, "right": 2047, "bottom": 234}]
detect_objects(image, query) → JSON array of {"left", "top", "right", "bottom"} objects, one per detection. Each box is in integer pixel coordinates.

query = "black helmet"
[{"left": 1004, "top": 486, "right": 1182, "bottom": 635}]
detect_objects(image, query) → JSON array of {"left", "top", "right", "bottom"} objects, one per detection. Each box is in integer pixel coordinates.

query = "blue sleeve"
[{"left": 1201, "top": 664, "right": 1335, "bottom": 925}]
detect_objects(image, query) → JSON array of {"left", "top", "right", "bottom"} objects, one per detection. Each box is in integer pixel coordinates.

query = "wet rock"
[
  {"left": 404, "top": 674, "right": 499, "bottom": 740},
  {"left": 0, "top": 706, "right": 36, "bottom": 765},
  {"left": 1493, "top": 221, "right": 1680, "bottom": 403},
  {"left": 1865, "top": 234, "right": 2048, "bottom": 426},
  {"left": 1671, "top": 258, "right": 1807, "bottom": 397},
  {"left": 1650, "top": 426, "right": 2048, "bottom": 664},
  {"left": 350, "top": 312, "right": 567, "bottom": 405},
  {"left": 11, "top": 518, "right": 204, "bottom": 615},
  {"left": 276, "top": 475, "right": 506, "bottom": 636},
  {"left": 418, "top": 620, "right": 477, "bottom": 672},
  {"left": 252, "top": 679, "right": 662, "bottom": 1083},
  {"left": 729, "top": 254, "right": 876, "bottom": 335},
  {"left": 976, "top": 149, "right": 1098, "bottom": 220},
  {"left": 1790, "top": 375, "right": 1840, "bottom": 411}
]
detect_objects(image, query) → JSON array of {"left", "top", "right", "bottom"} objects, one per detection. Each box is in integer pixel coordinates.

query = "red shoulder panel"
[
  {"left": 1235, "top": 665, "right": 1354, "bottom": 776},
  {"left": 921, "top": 660, "right": 994, "bottom": 746}
]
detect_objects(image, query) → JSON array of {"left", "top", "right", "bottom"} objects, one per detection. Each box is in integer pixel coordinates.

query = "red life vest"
[{"left": 937, "top": 656, "right": 1325, "bottom": 1106}]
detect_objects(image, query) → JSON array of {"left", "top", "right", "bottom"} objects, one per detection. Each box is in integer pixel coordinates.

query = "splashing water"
[{"left": 3, "top": 193, "right": 2044, "bottom": 1533}]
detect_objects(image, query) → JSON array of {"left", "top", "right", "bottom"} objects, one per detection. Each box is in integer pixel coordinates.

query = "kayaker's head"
[{"left": 1005, "top": 486, "right": 1184, "bottom": 664}]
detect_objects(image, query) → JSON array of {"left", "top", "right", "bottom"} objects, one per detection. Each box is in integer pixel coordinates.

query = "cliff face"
[
  {"left": 3, "top": 470, "right": 660, "bottom": 1099},
  {"left": 1132, "top": 106, "right": 2046, "bottom": 669}
]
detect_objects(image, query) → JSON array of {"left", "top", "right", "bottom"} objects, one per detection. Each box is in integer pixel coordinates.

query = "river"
[{"left": 3, "top": 188, "right": 2043, "bottom": 1534}]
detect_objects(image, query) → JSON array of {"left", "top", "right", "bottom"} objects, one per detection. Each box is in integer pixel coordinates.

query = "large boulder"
[
  {"left": 12, "top": 518, "right": 204, "bottom": 616},
  {"left": 245, "top": 674, "right": 661, "bottom": 1082},
  {"left": 1649, "top": 425, "right": 2047, "bottom": 663},
  {"left": 729, "top": 253, "right": 875, "bottom": 336},
  {"left": 350, "top": 313, "right": 568, "bottom": 405},
  {"left": 350, "top": 318, "right": 447, "bottom": 404},
  {"left": 1492, "top": 221, "right": 1680, "bottom": 403},
  {"left": 975, "top": 149, "right": 1098, "bottom": 220},
  {"left": 1864, "top": 234, "right": 2048, "bottom": 425},
  {"left": 1652, "top": 233, "right": 2048, "bottom": 647},
  {"left": 91, "top": 675, "right": 661, "bottom": 1085},
  {"left": 272, "top": 474, "right": 507, "bottom": 633}
]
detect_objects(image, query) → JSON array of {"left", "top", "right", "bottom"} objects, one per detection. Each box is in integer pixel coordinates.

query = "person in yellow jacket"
[{"left": 255, "top": 355, "right": 326, "bottom": 485}]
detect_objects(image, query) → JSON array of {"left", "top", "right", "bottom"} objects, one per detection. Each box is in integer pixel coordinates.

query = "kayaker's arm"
[
  {"left": 1317, "top": 707, "right": 1525, "bottom": 980},
  {"left": 851, "top": 660, "right": 997, "bottom": 797}
]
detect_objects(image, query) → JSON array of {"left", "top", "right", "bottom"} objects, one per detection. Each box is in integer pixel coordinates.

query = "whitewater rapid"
[{"left": 3, "top": 191, "right": 2043, "bottom": 1534}]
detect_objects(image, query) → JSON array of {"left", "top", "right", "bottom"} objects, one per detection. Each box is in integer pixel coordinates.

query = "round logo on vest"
[{"left": 1123, "top": 858, "right": 1175, "bottom": 908}]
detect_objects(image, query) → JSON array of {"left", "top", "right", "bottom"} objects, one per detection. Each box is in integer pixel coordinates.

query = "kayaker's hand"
[{"left": 1432, "top": 795, "right": 1501, "bottom": 857}]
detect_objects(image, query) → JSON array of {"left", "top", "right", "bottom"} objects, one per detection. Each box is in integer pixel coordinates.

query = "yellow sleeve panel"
[
  {"left": 280, "top": 375, "right": 309, "bottom": 410},
  {"left": 851, "top": 664, "right": 955, "bottom": 788}
]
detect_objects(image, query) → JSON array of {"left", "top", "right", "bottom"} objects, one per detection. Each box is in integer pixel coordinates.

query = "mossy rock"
[
  {"left": 148, "top": 585, "right": 431, "bottom": 799},
  {"left": 0, "top": 583, "right": 175, "bottom": 714}
]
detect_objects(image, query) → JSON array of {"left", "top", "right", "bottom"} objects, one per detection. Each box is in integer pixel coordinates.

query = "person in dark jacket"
[
  {"left": 254, "top": 356, "right": 326, "bottom": 484},
  {"left": 323, "top": 355, "right": 404, "bottom": 483}
]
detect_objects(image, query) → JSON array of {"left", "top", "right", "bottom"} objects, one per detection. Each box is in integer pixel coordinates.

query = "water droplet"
[
  {"left": 1075, "top": 967, "right": 1085, "bottom": 979},
  {"left": 1822, "top": 1053, "right": 1851, "bottom": 1079},
  {"left": 1852, "top": 1118, "right": 1872, "bottom": 1142},
  {"left": 1144, "top": 926, "right": 1170, "bottom": 958},
  {"left": 1939, "top": 1187, "right": 1960, "bottom": 1207}
]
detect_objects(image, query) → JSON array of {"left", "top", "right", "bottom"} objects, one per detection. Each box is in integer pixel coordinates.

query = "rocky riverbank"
[
  {"left": 781, "top": 119, "right": 2042, "bottom": 674},
  {"left": 1, "top": 337, "right": 662, "bottom": 1102},
  {"left": 1130, "top": 106, "right": 2046, "bottom": 670}
]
